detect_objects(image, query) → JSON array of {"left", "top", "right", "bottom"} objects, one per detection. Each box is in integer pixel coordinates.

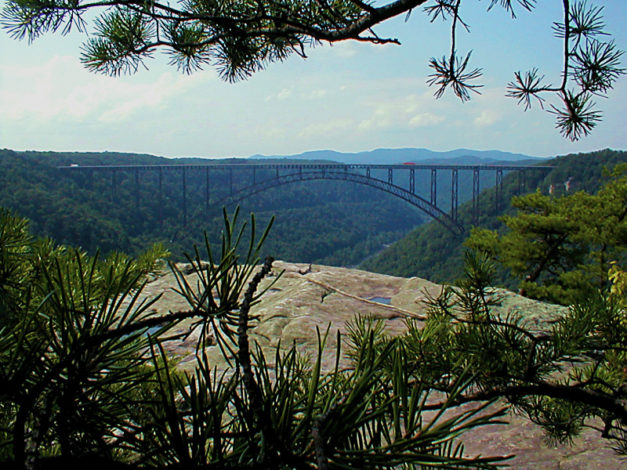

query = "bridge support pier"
[
  {"left": 495, "top": 168, "right": 503, "bottom": 212},
  {"left": 472, "top": 168, "right": 480, "bottom": 225},
  {"left": 451, "top": 169, "right": 458, "bottom": 222},
  {"left": 430, "top": 169, "right": 437, "bottom": 205}
]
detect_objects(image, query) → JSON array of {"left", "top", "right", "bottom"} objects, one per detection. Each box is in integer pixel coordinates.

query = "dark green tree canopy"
[
  {"left": 1, "top": 0, "right": 624, "bottom": 140},
  {"left": 467, "top": 164, "right": 627, "bottom": 305},
  {"left": 2, "top": 206, "right": 626, "bottom": 469}
]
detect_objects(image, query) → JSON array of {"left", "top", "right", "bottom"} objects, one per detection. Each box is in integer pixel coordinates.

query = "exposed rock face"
[{"left": 138, "top": 261, "right": 623, "bottom": 469}]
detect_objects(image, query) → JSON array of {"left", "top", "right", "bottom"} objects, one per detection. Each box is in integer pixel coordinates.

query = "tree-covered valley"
[
  {"left": 0, "top": 149, "right": 429, "bottom": 266},
  {"left": 1, "top": 147, "right": 533, "bottom": 268},
  {"left": 1, "top": 0, "right": 626, "bottom": 466},
  {"left": 362, "top": 148, "right": 627, "bottom": 287},
  {"left": 1, "top": 150, "right": 625, "bottom": 468},
  {"left": 2, "top": 147, "right": 623, "bottom": 283}
]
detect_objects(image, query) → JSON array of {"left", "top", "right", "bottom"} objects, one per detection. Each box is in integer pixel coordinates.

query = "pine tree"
[
  {"left": 467, "top": 164, "right": 627, "bottom": 305},
  {"left": 0, "top": 208, "right": 505, "bottom": 469}
]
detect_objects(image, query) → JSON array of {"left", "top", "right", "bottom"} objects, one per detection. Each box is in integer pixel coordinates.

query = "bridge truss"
[{"left": 59, "top": 163, "right": 553, "bottom": 235}]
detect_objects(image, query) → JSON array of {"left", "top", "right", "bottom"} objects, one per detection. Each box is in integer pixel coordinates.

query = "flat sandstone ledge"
[{"left": 137, "top": 261, "right": 620, "bottom": 469}]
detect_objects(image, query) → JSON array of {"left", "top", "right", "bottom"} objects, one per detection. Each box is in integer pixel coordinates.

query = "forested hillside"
[
  {"left": 0, "top": 149, "right": 426, "bottom": 265},
  {"left": 360, "top": 149, "right": 627, "bottom": 285},
  {"left": 3, "top": 148, "right": 618, "bottom": 270}
]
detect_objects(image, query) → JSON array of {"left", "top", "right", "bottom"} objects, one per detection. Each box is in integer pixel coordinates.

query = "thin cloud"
[
  {"left": 409, "top": 112, "right": 446, "bottom": 127},
  {"left": 473, "top": 110, "right": 500, "bottom": 127},
  {"left": 0, "top": 55, "right": 205, "bottom": 124},
  {"left": 298, "top": 118, "right": 356, "bottom": 139}
]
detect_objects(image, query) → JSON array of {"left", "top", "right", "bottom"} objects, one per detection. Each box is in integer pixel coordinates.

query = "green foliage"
[
  {"left": 3, "top": 201, "right": 625, "bottom": 467},
  {"left": 1, "top": 209, "right": 508, "bottom": 469},
  {"left": 467, "top": 164, "right": 626, "bottom": 304},
  {"left": 106, "top": 242, "right": 171, "bottom": 281},
  {"left": 0, "top": 208, "right": 33, "bottom": 326},
  {"left": 355, "top": 251, "right": 627, "bottom": 455},
  {"left": 0, "top": 149, "right": 425, "bottom": 268},
  {"left": 363, "top": 149, "right": 627, "bottom": 288}
]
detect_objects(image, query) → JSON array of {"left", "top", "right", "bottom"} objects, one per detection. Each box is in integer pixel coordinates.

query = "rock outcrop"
[{"left": 137, "top": 261, "right": 622, "bottom": 469}]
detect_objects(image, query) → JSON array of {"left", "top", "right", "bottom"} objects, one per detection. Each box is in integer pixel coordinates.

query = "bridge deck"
[
  {"left": 57, "top": 162, "right": 554, "bottom": 235},
  {"left": 59, "top": 163, "right": 554, "bottom": 171}
]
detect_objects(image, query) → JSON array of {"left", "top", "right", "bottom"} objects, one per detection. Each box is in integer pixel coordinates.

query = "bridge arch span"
[{"left": 213, "top": 169, "right": 464, "bottom": 235}]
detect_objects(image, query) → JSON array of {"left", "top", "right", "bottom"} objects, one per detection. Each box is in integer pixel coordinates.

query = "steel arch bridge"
[
  {"left": 213, "top": 167, "right": 464, "bottom": 233},
  {"left": 58, "top": 163, "right": 553, "bottom": 235}
]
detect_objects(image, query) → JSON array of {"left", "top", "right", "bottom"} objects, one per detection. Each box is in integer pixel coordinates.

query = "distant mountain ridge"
[
  {"left": 10, "top": 147, "right": 546, "bottom": 166},
  {"left": 253, "top": 148, "right": 547, "bottom": 165}
]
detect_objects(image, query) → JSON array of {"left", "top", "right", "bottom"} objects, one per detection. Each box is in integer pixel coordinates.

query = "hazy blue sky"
[{"left": 1, "top": 1, "right": 625, "bottom": 159}]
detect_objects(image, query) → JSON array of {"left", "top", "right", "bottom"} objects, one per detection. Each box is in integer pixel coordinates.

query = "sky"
[{"left": 0, "top": 1, "right": 626, "bottom": 159}]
